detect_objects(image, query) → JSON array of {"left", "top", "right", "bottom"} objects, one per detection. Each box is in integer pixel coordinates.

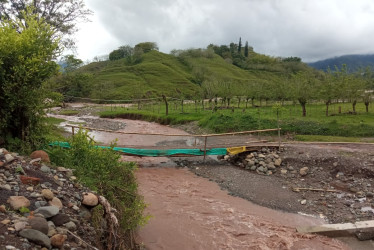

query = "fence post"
[
  {"left": 71, "top": 126, "right": 75, "bottom": 136},
  {"left": 203, "top": 136, "right": 208, "bottom": 162}
]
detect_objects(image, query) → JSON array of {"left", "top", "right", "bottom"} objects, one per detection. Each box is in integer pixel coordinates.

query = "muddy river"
[{"left": 50, "top": 114, "right": 358, "bottom": 249}]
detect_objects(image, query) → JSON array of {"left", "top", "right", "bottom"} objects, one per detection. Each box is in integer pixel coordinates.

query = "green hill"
[
  {"left": 76, "top": 50, "right": 299, "bottom": 100},
  {"left": 52, "top": 47, "right": 313, "bottom": 101}
]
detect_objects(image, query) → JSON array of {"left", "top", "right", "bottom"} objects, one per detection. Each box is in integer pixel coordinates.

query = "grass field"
[{"left": 99, "top": 100, "right": 374, "bottom": 140}]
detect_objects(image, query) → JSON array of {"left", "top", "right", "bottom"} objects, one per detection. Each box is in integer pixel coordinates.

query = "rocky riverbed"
[{"left": 0, "top": 148, "right": 106, "bottom": 249}]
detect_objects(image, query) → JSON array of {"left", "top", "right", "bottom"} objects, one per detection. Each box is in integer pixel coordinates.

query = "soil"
[{"left": 50, "top": 104, "right": 374, "bottom": 249}]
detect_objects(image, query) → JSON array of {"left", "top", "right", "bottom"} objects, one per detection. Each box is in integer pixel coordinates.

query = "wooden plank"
[{"left": 297, "top": 220, "right": 374, "bottom": 237}]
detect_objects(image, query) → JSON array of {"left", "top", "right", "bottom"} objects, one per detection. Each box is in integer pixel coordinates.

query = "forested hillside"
[{"left": 308, "top": 54, "right": 374, "bottom": 72}]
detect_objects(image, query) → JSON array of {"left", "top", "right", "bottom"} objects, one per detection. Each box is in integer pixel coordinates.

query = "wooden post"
[
  {"left": 277, "top": 109, "right": 281, "bottom": 150},
  {"left": 203, "top": 136, "right": 208, "bottom": 162},
  {"left": 71, "top": 126, "right": 75, "bottom": 136}
]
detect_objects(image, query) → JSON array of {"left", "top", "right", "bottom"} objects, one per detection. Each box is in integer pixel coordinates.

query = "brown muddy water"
[{"left": 50, "top": 113, "right": 364, "bottom": 249}]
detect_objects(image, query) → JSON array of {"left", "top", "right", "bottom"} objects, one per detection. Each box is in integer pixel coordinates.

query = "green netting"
[{"left": 49, "top": 141, "right": 227, "bottom": 156}]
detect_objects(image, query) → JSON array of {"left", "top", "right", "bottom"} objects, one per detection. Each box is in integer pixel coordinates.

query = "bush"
[{"left": 47, "top": 130, "right": 147, "bottom": 248}]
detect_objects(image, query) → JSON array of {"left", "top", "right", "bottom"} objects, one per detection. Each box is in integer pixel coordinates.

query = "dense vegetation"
[{"left": 47, "top": 130, "right": 147, "bottom": 249}]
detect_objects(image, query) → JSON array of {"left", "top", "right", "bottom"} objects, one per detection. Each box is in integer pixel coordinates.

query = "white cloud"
[{"left": 76, "top": 0, "right": 374, "bottom": 62}]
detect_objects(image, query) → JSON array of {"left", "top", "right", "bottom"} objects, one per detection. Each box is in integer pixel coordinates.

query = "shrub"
[{"left": 47, "top": 129, "right": 147, "bottom": 248}]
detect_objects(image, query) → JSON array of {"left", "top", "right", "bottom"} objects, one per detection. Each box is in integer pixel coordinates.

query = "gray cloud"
[{"left": 77, "top": 0, "right": 374, "bottom": 62}]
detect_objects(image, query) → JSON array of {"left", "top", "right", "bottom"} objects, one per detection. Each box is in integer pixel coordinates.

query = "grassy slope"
[{"left": 78, "top": 51, "right": 283, "bottom": 100}]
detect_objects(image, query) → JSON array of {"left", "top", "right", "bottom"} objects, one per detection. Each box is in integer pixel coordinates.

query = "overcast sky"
[{"left": 75, "top": 0, "right": 374, "bottom": 63}]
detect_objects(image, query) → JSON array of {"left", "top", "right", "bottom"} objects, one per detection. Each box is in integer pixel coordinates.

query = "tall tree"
[
  {"left": 238, "top": 37, "right": 242, "bottom": 53},
  {"left": 0, "top": 0, "right": 92, "bottom": 48},
  {"left": 244, "top": 41, "right": 249, "bottom": 57},
  {"left": 0, "top": 11, "right": 60, "bottom": 148}
]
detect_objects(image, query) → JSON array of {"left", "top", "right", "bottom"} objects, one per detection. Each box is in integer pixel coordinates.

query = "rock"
[
  {"left": 258, "top": 154, "right": 265, "bottom": 159},
  {"left": 366, "top": 192, "right": 373, "bottom": 198},
  {"left": 82, "top": 193, "right": 98, "bottom": 207},
  {"left": 274, "top": 158, "right": 282, "bottom": 167},
  {"left": 48, "top": 227, "right": 57, "bottom": 237},
  {"left": 1, "top": 184, "right": 11, "bottom": 191},
  {"left": 250, "top": 165, "right": 257, "bottom": 171},
  {"left": 257, "top": 166, "right": 265, "bottom": 173},
  {"left": 63, "top": 221, "right": 77, "bottom": 231},
  {"left": 51, "top": 234, "right": 67, "bottom": 248},
  {"left": 26, "top": 186, "right": 34, "bottom": 192},
  {"left": 34, "top": 206, "right": 59, "bottom": 218},
  {"left": 19, "top": 229, "right": 51, "bottom": 249},
  {"left": 28, "top": 217, "right": 49, "bottom": 234},
  {"left": 1, "top": 219, "right": 11, "bottom": 225},
  {"left": 50, "top": 214, "right": 70, "bottom": 226},
  {"left": 7, "top": 196, "right": 30, "bottom": 210},
  {"left": 0, "top": 162, "right": 4, "bottom": 168},
  {"left": 4, "top": 154, "right": 15, "bottom": 163},
  {"left": 19, "top": 176, "right": 41, "bottom": 185},
  {"left": 267, "top": 163, "right": 276, "bottom": 170},
  {"left": 41, "top": 189, "right": 54, "bottom": 200},
  {"left": 0, "top": 205, "right": 6, "bottom": 213},
  {"left": 301, "top": 200, "right": 307, "bottom": 205},
  {"left": 333, "top": 162, "right": 338, "bottom": 167},
  {"left": 223, "top": 155, "right": 230, "bottom": 161},
  {"left": 280, "top": 169, "right": 288, "bottom": 175},
  {"left": 14, "top": 221, "right": 27, "bottom": 231},
  {"left": 56, "top": 167, "right": 68, "bottom": 172},
  {"left": 245, "top": 154, "right": 253, "bottom": 160},
  {"left": 299, "top": 167, "right": 309, "bottom": 176},
  {"left": 40, "top": 165, "right": 51, "bottom": 173},
  {"left": 49, "top": 197, "right": 63, "bottom": 209},
  {"left": 30, "top": 150, "right": 50, "bottom": 163},
  {"left": 246, "top": 160, "right": 255, "bottom": 167}
]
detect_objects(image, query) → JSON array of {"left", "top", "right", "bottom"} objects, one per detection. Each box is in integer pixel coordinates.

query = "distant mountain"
[{"left": 308, "top": 54, "right": 374, "bottom": 72}]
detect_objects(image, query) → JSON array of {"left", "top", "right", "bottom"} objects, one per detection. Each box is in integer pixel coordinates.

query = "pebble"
[
  {"left": 301, "top": 200, "right": 307, "bottom": 205},
  {"left": 41, "top": 189, "right": 54, "bottom": 200},
  {"left": 299, "top": 167, "right": 309, "bottom": 176}
]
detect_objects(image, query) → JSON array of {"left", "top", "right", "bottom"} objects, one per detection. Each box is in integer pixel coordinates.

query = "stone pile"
[
  {"left": 222, "top": 148, "right": 284, "bottom": 175},
  {"left": 0, "top": 148, "right": 104, "bottom": 249}
]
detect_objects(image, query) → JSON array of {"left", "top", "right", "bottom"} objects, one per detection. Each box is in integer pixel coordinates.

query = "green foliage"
[
  {"left": 135, "top": 42, "right": 159, "bottom": 53},
  {"left": 18, "top": 206, "right": 30, "bottom": 214},
  {"left": 109, "top": 49, "right": 125, "bottom": 61},
  {"left": 0, "top": 0, "right": 92, "bottom": 49},
  {"left": 0, "top": 10, "right": 60, "bottom": 150},
  {"left": 47, "top": 130, "right": 147, "bottom": 247}
]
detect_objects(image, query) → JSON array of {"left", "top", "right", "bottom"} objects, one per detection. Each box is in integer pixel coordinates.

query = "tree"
[
  {"left": 319, "top": 69, "right": 337, "bottom": 116},
  {"left": 134, "top": 42, "right": 158, "bottom": 53},
  {"left": 291, "top": 71, "right": 317, "bottom": 117},
  {"left": 238, "top": 37, "right": 242, "bottom": 53},
  {"left": 244, "top": 41, "right": 249, "bottom": 57},
  {"left": 109, "top": 49, "right": 125, "bottom": 61},
  {"left": 0, "top": 0, "right": 92, "bottom": 48},
  {"left": 62, "top": 54, "right": 83, "bottom": 73},
  {"left": 0, "top": 11, "right": 60, "bottom": 148}
]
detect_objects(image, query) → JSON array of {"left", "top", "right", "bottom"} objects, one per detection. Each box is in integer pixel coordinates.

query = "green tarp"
[{"left": 49, "top": 141, "right": 227, "bottom": 157}]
